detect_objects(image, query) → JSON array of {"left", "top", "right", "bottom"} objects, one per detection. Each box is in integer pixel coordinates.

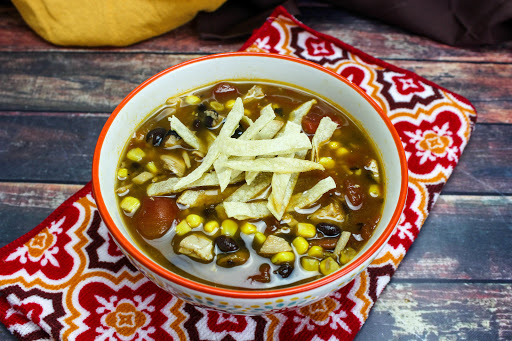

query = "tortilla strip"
[
  {"left": 269, "top": 172, "right": 291, "bottom": 211},
  {"left": 333, "top": 231, "right": 352, "bottom": 257},
  {"left": 254, "top": 120, "right": 285, "bottom": 140},
  {"left": 147, "top": 172, "right": 244, "bottom": 196},
  {"left": 289, "top": 99, "right": 317, "bottom": 125},
  {"left": 268, "top": 121, "right": 304, "bottom": 204},
  {"left": 218, "top": 133, "right": 311, "bottom": 157},
  {"left": 223, "top": 157, "right": 324, "bottom": 173},
  {"left": 214, "top": 104, "right": 276, "bottom": 191},
  {"left": 177, "top": 187, "right": 237, "bottom": 208},
  {"left": 245, "top": 121, "right": 302, "bottom": 185},
  {"left": 173, "top": 98, "right": 244, "bottom": 190},
  {"left": 267, "top": 173, "right": 299, "bottom": 220},
  {"left": 169, "top": 116, "right": 205, "bottom": 153},
  {"left": 311, "top": 116, "right": 338, "bottom": 161},
  {"left": 287, "top": 177, "right": 336, "bottom": 211},
  {"left": 267, "top": 149, "right": 307, "bottom": 219},
  {"left": 225, "top": 173, "right": 272, "bottom": 203},
  {"left": 223, "top": 201, "right": 272, "bottom": 220}
]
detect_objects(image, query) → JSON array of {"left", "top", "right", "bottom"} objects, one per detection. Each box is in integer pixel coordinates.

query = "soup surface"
[{"left": 115, "top": 81, "right": 384, "bottom": 290}]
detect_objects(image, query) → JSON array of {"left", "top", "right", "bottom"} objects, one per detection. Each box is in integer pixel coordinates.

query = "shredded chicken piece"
[
  {"left": 310, "top": 202, "right": 345, "bottom": 223},
  {"left": 161, "top": 154, "right": 186, "bottom": 177},
  {"left": 259, "top": 235, "right": 292, "bottom": 254},
  {"left": 242, "top": 85, "right": 265, "bottom": 104},
  {"left": 178, "top": 234, "right": 214, "bottom": 261},
  {"left": 365, "top": 159, "right": 380, "bottom": 183}
]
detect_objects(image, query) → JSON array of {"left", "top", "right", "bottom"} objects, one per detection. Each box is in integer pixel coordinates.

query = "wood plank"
[
  {"left": 357, "top": 282, "right": 512, "bottom": 340},
  {"left": 0, "top": 112, "right": 107, "bottom": 183},
  {"left": 1, "top": 3, "right": 511, "bottom": 63},
  {"left": 442, "top": 123, "right": 512, "bottom": 195},
  {"left": 472, "top": 100, "right": 512, "bottom": 124},
  {"left": 1, "top": 112, "right": 510, "bottom": 193},
  {"left": 0, "top": 53, "right": 510, "bottom": 116},
  {"left": 0, "top": 53, "right": 196, "bottom": 113},
  {"left": 1, "top": 182, "right": 510, "bottom": 281},
  {"left": 394, "top": 195, "right": 512, "bottom": 280}
]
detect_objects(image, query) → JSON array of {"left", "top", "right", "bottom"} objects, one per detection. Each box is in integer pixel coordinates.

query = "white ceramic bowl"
[{"left": 92, "top": 52, "right": 408, "bottom": 315}]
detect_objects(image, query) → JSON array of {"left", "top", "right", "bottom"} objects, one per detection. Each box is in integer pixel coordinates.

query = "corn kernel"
[
  {"left": 340, "top": 247, "right": 357, "bottom": 264},
  {"left": 253, "top": 232, "right": 266, "bottom": 246},
  {"left": 221, "top": 219, "right": 238, "bottom": 236},
  {"left": 301, "top": 257, "right": 320, "bottom": 272},
  {"left": 292, "top": 237, "right": 309, "bottom": 255},
  {"left": 336, "top": 147, "right": 349, "bottom": 157},
  {"left": 127, "top": 148, "right": 145, "bottom": 162},
  {"left": 308, "top": 245, "right": 324, "bottom": 258},
  {"left": 271, "top": 251, "right": 295, "bottom": 265},
  {"left": 204, "top": 220, "right": 219, "bottom": 233},
  {"left": 319, "top": 157, "right": 335, "bottom": 169},
  {"left": 244, "top": 109, "right": 251, "bottom": 115},
  {"left": 328, "top": 141, "right": 340, "bottom": 149},
  {"left": 146, "top": 161, "right": 158, "bottom": 174},
  {"left": 225, "top": 99, "right": 236, "bottom": 109},
  {"left": 186, "top": 214, "right": 204, "bottom": 228},
  {"left": 185, "top": 95, "right": 201, "bottom": 105},
  {"left": 369, "top": 184, "right": 381, "bottom": 198},
  {"left": 120, "top": 196, "right": 140, "bottom": 214},
  {"left": 117, "top": 168, "right": 128, "bottom": 180},
  {"left": 132, "top": 171, "right": 154, "bottom": 185},
  {"left": 210, "top": 101, "right": 224, "bottom": 111},
  {"left": 354, "top": 169, "right": 362, "bottom": 176},
  {"left": 116, "top": 185, "right": 131, "bottom": 196},
  {"left": 271, "top": 103, "right": 280, "bottom": 109},
  {"left": 240, "top": 222, "right": 257, "bottom": 234},
  {"left": 175, "top": 220, "right": 192, "bottom": 236},
  {"left": 297, "top": 223, "right": 316, "bottom": 238},
  {"left": 151, "top": 175, "right": 167, "bottom": 183},
  {"left": 319, "top": 257, "right": 341, "bottom": 275},
  {"left": 342, "top": 165, "right": 354, "bottom": 175}
]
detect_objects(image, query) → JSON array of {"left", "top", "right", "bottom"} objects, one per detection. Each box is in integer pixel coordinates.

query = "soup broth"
[{"left": 115, "top": 81, "right": 384, "bottom": 290}]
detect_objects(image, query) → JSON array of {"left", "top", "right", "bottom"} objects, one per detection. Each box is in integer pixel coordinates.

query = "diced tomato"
[
  {"left": 302, "top": 107, "right": 344, "bottom": 134},
  {"left": 213, "top": 82, "right": 239, "bottom": 102},
  {"left": 136, "top": 197, "right": 179, "bottom": 239}
]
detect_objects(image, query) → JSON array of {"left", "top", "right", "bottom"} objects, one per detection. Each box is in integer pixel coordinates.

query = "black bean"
[
  {"left": 275, "top": 263, "right": 293, "bottom": 278},
  {"left": 198, "top": 103, "right": 207, "bottom": 112},
  {"left": 146, "top": 127, "right": 167, "bottom": 146},
  {"left": 192, "top": 119, "right": 202, "bottom": 130},
  {"left": 274, "top": 107, "right": 284, "bottom": 116},
  {"left": 316, "top": 223, "right": 341, "bottom": 237},
  {"left": 215, "top": 235, "right": 239, "bottom": 252},
  {"left": 166, "top": 129, "right": 181, "bottom": 139},
  {"left": 203, "top": 204, "right": 217, "bottom": 219},
  {"left": 216, "top": 249, "right": 249, "bottom": 268},
  {"left": 231, "top": 124, "right": 244, "bottom": 138},
  {"left": 203, "top": 115, "right": 215, "bottom": 128}
]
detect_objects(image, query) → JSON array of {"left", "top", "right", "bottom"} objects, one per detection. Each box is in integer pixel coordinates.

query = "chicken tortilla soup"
[{"left": 115, "top": 81, "right": 384, "bottom": 290}]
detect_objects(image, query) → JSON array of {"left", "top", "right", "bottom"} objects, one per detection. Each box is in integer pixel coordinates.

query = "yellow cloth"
[{"left": 12, "top": 0, "right": 227, "bottom": 46}]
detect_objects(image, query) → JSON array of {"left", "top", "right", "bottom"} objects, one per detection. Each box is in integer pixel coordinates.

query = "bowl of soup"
[{"left": 92, "top": 52, "right": 407, "bottom": 315}]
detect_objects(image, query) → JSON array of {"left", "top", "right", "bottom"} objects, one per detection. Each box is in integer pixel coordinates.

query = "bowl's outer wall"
[{"left": 93, "top": 53, "right": 407, "bottom": 314}]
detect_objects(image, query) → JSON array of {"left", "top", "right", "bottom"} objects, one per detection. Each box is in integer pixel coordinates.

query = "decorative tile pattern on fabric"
[{"left": 0, "top": 6, "right": 476, "bottom": 341}]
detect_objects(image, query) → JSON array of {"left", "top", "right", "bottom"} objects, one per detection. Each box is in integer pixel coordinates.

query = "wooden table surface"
[{"left": 0, "top": 1, "right": 511, "bottom": 340}]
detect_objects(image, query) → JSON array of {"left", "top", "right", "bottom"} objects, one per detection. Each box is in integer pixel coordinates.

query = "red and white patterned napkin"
[{"left": 0, "top": 6, "right": 477, "bottom": 341}]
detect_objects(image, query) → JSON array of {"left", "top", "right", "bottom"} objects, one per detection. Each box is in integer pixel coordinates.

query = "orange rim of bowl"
[{"left": 92, "top": 52, "right": 408, "bottom": 299}]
